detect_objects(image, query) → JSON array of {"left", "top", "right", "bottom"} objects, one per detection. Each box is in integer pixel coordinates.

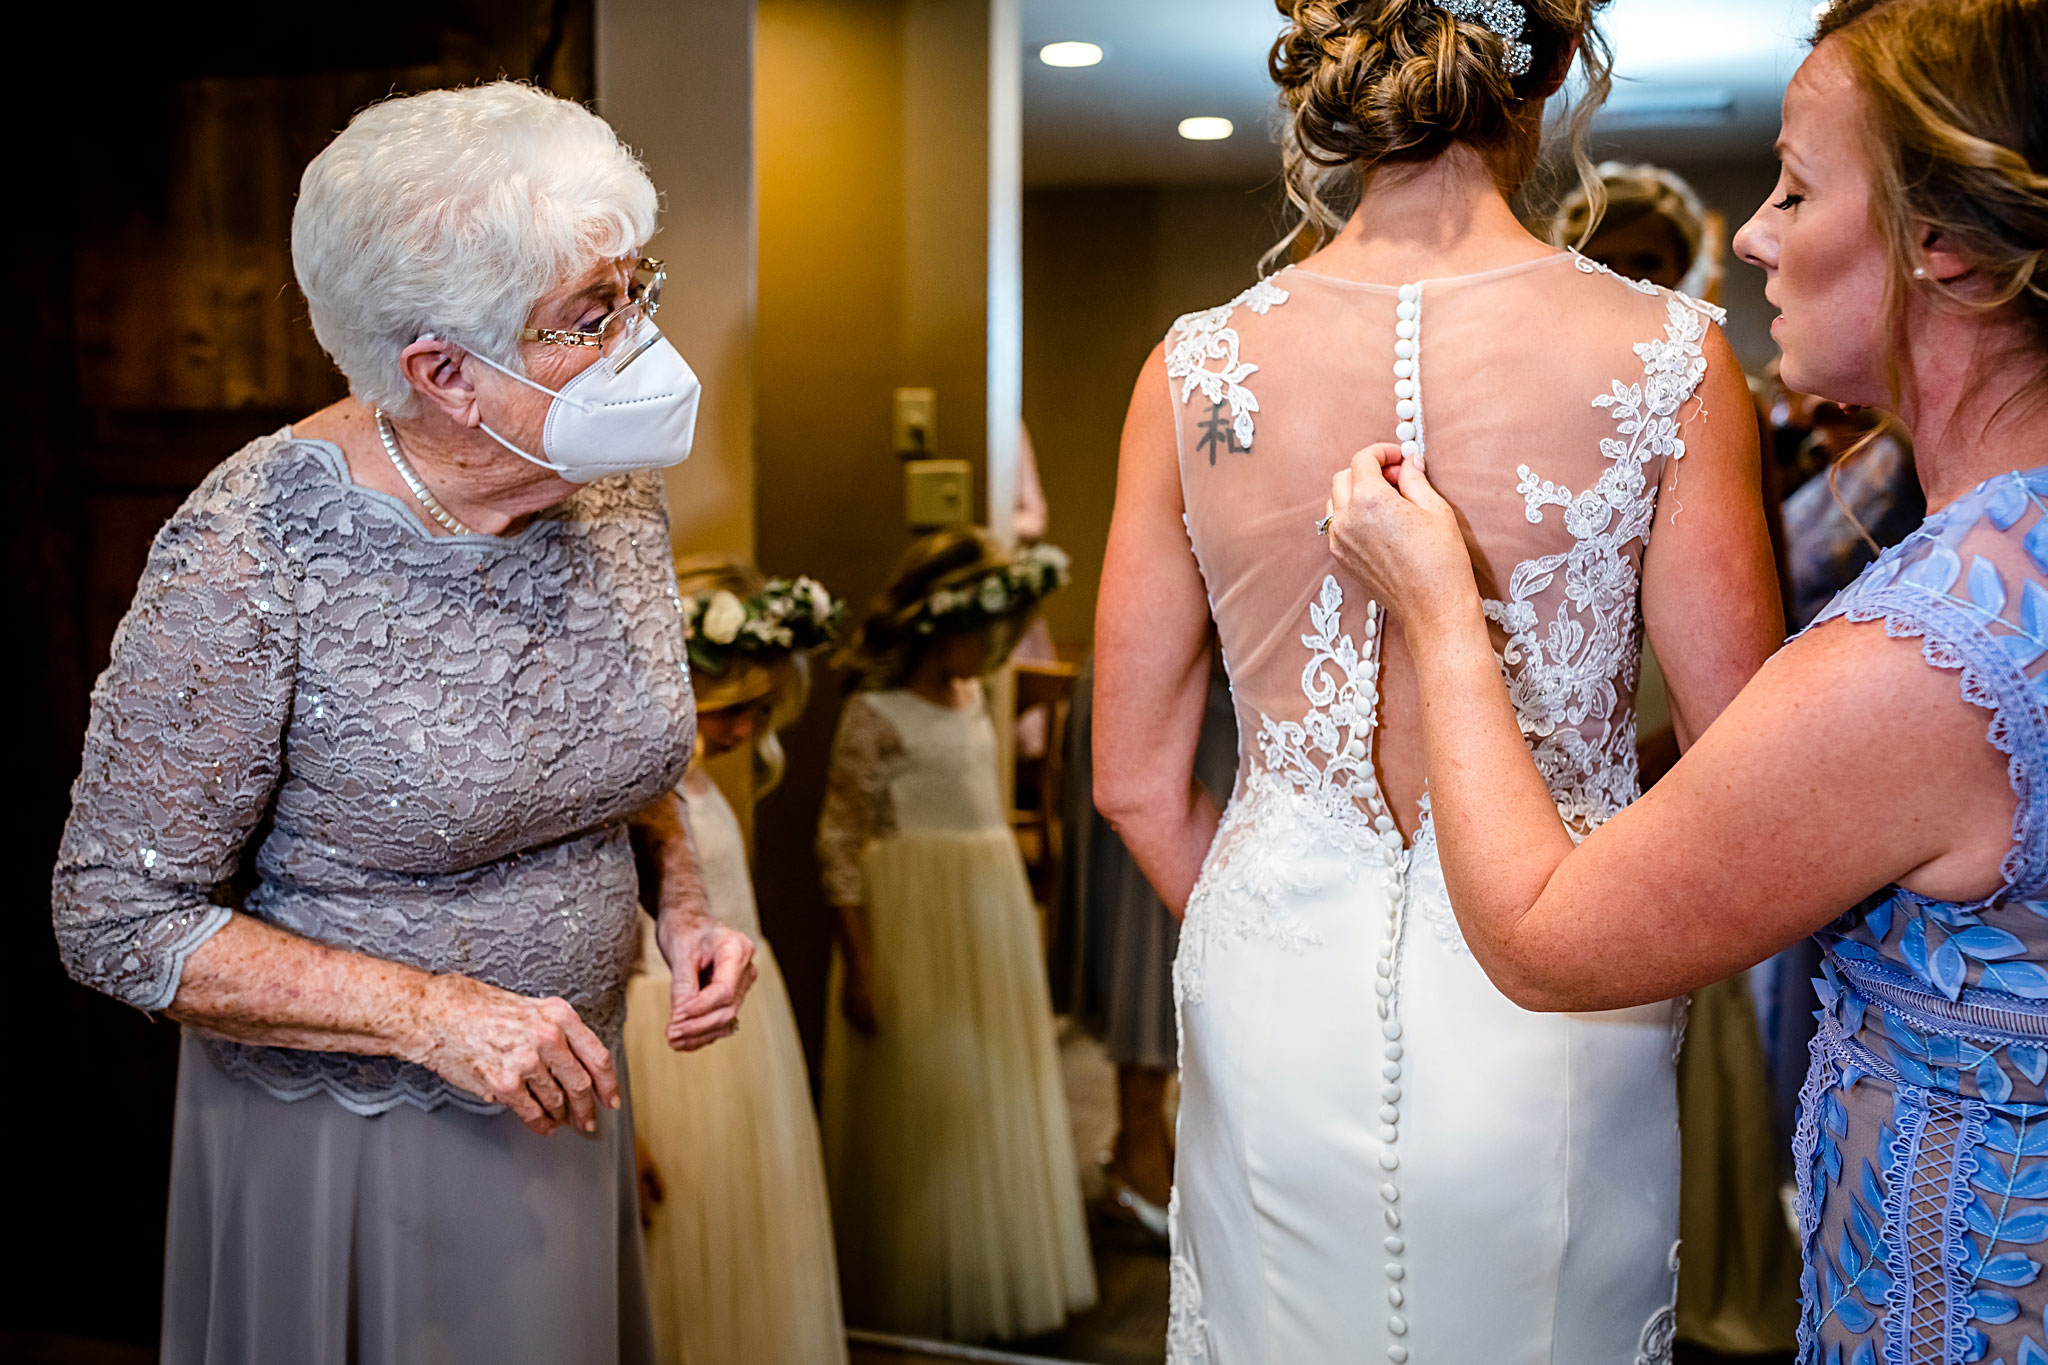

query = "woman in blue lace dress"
[
  {"left": 51, "top": 84, "right": 755, "bottom": 1363},
  {"left": 1324, "top": 1, "right": 2048, "bottom": 1361}
]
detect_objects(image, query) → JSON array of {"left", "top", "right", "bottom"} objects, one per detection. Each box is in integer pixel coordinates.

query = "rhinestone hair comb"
[{"left": 1438, "top": 0, "right": 1535, "bottom": 77}]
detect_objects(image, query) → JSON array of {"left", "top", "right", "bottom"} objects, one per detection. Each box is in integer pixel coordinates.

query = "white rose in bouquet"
[
  {"left": 804, "top": 578, "right": 832, "bottom": 623},
  {"left": 702, "top": 590, "right": 747, "bottom": 645}
]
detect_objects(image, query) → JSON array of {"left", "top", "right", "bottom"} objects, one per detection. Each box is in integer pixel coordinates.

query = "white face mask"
[{"left": 444, "top": 327, "right": 702, "bottom": 484}]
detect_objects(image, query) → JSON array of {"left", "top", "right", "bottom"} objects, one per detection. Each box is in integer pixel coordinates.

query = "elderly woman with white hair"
[{"left": 50, "top": 81, "right": 754, "bottom": 1363}]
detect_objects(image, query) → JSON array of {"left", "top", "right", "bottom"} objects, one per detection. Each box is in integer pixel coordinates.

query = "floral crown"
[
  {"left": 905, "top": 542, "right": 1071, "bottom": 636},
  {"left": 681, "top": 575, "right": 844, "bottom": 677}
]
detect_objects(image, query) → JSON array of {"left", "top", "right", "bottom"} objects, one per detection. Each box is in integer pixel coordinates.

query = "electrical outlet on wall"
[
  {"left": 905, "top": 459, "right": 971, "bottom": 528},
  {"left": 893, "top": 387, "right": 937, "bottom": 457}
]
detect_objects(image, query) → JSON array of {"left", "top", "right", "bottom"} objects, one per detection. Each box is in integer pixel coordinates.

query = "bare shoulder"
[{"left": 1700, "top": 613, "right": 2016, "bottom": 901}]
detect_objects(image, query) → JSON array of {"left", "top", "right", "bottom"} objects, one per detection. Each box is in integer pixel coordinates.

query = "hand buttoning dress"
[{"left": 1166, "top": 253, "right": 1725, "bottom": 1363}]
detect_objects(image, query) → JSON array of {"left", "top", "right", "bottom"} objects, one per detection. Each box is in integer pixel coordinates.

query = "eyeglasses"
[{"left": 519, "top": 257, "right": 666, "bottom": 372}]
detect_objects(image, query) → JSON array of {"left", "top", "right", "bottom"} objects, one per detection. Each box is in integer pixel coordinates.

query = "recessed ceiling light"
[
  {"left": 1039, "top": 41, "right": 1103, "bottom": 68},
  {"left": 1178, "top": 117, "right": 1235, "bottom": 142}
]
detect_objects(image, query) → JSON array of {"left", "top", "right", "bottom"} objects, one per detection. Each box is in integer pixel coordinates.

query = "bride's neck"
[{"left": 1307, "top": 144, "right": 1550, "bottom": 284}]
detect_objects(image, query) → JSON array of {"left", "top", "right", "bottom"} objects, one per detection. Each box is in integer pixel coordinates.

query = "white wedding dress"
[{"left": 1163, "top": 250, "right": 1725, "bottom": 1364}]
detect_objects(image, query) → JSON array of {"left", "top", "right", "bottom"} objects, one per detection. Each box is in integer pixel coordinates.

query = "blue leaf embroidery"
[
  {"left": 1983, "top": 1056, "right": 2018, "bottom": 1104},
  {"left": 2015, "top": 1046, "right": 2048, "bottom": 1085},
  {"left": 1932, "top": 936, "right": 1970, "bottom": 998},
  {"left": 1902, "top": 917, "right": 1934, "bottom": 986},
  {"left": 1982, "top": 1252, "right": 2044, "bottom": 1287},
  {"left": 1832, "top": 1294, "right": 1877, "bottom": 1334},
  {"left": 2002, "top": 1208, "right": 2048, "bottom": 1244},
  {"left": 1957, "top": 925, "right": 2030, "bottom": 961},
  {"left": 1977, "top": 1289, "right": 2024, "bottom": 1325},
  {"left": 1986, "top": 962, "right": 2048, "bottom": 999},
  {"left": 2028, "top": 517, "right": 2048, "bottom": 576},
  {"left": 2007, "top": 633, "right": 2048, "bottom": 670},
  {"left": 2025, "top": 579, "right": 2048, "bottom": 641},
  {"left": 1906, "top": 543, "right": 1965, "bottom": 592},
  {"left": 1991, "top": 483, "right": 2032, "bottom": 530},
  {"left": 1974, "top": 555, "right": 2011, "bottom": 616}
]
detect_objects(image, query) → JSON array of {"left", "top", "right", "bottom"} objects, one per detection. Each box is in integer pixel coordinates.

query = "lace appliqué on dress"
[
  {"left": 1634, "top": 1240, "right": 1682, "bottom": 1365},
  {"left": 1166, "top": 1187, "right": 1210, "bottom": 1364},
  {"left": 1176, "top": 577, "right": 1402, "bottom": 1005},
  {"left": 1165, "top": 277, "right": 1291, "bottom": 451},
  {"left": 1482, "top": 292, "right": 1713, "bottom": 831},
  {"left": 816, "top": 695, "right": 908, "bottom": 908}
]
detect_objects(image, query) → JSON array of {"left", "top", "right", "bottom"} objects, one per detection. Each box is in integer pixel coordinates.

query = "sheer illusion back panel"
[{"left": 1171, "top": 253, "right": 1720, "bottom": 835}]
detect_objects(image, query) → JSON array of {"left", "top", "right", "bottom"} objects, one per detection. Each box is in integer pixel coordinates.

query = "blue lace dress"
[{"left": 1799, "top": 468, "right": 2048, "bottom": 1365}]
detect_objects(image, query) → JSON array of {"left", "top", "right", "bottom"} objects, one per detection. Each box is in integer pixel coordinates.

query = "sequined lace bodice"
[{"left": 52, "top": 431, "right": 695, "bottom": 1115}]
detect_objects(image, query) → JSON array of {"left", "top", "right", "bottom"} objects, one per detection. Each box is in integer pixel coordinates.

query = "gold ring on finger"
[{"left": 1316, "top": 514, "right": 1334, "bottom": 537}]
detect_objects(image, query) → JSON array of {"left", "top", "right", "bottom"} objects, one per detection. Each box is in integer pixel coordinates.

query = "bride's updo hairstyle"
[
  {"left": 1812, "top": 0, "right": 2048, "bottom": 396},
  {"left": 1268, "top": 0, "right": 1615, "bottom": 258}
]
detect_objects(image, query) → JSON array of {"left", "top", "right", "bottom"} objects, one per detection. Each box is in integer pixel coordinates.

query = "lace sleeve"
[
  {"left": 816, "top": 694, "right": 902, "bottom": 906},
  {"left": 52, "top": 471, "right": 298, "bottom": 1011}
]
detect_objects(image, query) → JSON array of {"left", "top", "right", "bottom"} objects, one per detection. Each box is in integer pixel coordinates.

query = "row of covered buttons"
[{"left": 1378, "top": 282, "right": 1423, "bottom": 1364}]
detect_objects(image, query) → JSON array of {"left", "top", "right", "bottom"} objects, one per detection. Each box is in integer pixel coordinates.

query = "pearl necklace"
[{"left": 375, "top": 410, "right": 476, "bottom": 536}]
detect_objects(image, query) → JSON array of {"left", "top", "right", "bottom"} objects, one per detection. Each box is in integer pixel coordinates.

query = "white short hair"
[{"left": 292, "top": 81, "right": 658, "bottom": 418}]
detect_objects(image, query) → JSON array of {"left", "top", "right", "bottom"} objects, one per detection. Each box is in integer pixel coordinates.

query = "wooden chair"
[{"left": 1010, "top": 660, "right": 1080, "bottom": 922}]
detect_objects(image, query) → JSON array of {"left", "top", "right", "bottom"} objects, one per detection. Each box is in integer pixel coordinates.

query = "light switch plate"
[
  {"left": 893, "top": 387, "right": 937, "bottom": 456},
  {"left": 905, "top": 459, "right": 972, "bottom": 528}
]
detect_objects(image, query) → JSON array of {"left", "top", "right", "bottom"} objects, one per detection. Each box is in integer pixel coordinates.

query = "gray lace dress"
[{"left": 52, "top": 430, "right": 695, "bottom": 1364}]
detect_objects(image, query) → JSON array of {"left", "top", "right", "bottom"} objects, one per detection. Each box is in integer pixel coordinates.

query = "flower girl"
[
  {"left": 817, "top": 529, "right": 1096, "bottom": 1343},
  {"left": 625, "top": 559, "right": 847, "bottom": 1365}
]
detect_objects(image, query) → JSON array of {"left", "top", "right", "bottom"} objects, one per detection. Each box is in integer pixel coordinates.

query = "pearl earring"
[{"left": 1913, "top": 266, "right": 1929, "bottom": 279}]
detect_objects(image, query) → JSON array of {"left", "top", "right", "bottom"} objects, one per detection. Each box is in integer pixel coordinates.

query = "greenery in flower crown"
[
  {"left": 680, "top": 575, "right": 843, "bottom": 676},
  {"left": 908, "top": 542, "right": 1071, "bottom": 636}
]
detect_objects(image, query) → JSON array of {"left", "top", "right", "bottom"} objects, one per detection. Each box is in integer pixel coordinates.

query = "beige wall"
[
  {"left": 1023, "top": 182, "right": 1288, "bottom": 652},
  {"left": 597, "top": 0, "right": 757, "bottom": 562},
  {"left": 751, "top": 0, "right": 1015, "bottom": 1064},
  {"left": 597, "top": 0, "right": 761, "bottom": 819}
]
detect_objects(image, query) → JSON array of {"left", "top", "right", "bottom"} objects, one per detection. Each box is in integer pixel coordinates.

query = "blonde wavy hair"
[
  {"left": 1265, "top": 0, "right": 1616, "bottom": 267},
  {"left": 1814, "top": 0, "right": 2048, "bottom": 410}
]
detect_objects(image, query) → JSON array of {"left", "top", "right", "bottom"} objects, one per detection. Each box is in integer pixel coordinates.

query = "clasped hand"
[
  {"left": 657, "top": 909, "right": 758, "bottom": 1052},
  {"left": 409, "top": 910, "right": 755, "bottom": 1138},
  {"left": 413, "top": 975, "right": 623, "bottom": 1138},
  {"left": 1325, "top": 442, "right": 1476, "bottom": 629}
]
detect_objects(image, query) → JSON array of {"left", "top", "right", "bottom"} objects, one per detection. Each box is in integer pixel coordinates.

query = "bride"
[{"left": 1093, "top": 1, "right": 1783, "bottom": 1360}]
